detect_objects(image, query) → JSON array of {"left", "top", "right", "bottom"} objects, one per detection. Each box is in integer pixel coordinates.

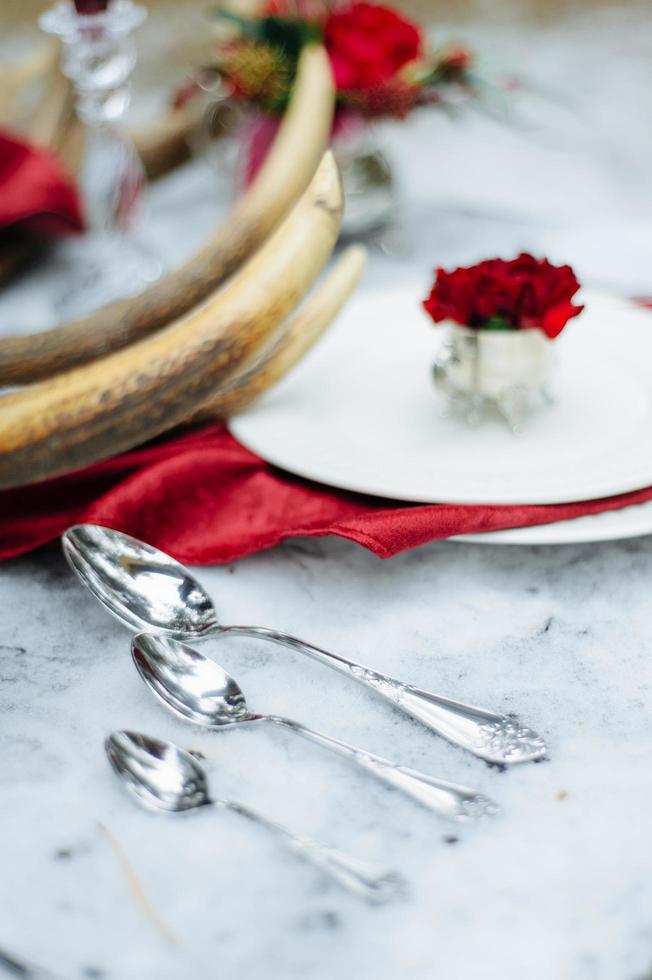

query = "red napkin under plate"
[{"left": 3, "top": 423, "right": 652, "bottom": 564}]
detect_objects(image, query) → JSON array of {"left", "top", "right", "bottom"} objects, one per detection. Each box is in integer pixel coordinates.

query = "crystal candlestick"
[{"left": 40, "top": 0, "right": 160, "bottom": 317}]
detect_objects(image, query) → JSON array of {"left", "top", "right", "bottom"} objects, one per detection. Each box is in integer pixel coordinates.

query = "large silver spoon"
[
  {"left": 106, "top": 730, "right": 404, "bottom": 904},
  {"left": 132, "top": 633, "right": 499, "bottom": 821},
  {"left": 62, "top": 524, "right": 546, "bottom": 766}
]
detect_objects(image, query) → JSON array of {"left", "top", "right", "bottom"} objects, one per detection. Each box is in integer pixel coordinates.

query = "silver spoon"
[
  {"left": 106, "top": 730, "right": 405, "bottom": 904},
  {"left": 132, "top": 633, "right": 499, "bottom": 821},
  {"left": 62, "top": 524, "right": 547, "bottom": 766}
]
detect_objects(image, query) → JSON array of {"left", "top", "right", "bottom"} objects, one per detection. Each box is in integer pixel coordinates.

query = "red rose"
[
  {"left": 324, "top": 2, "right": 423, "bottom": 93},
  {"left": 422, "top": 254, "right": 583, "bottom": 339}
]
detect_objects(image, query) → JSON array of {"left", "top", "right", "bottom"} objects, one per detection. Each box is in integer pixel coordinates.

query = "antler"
[
  {"left": 191, "top": 244, "right": 367, "bottom": 422},
  {"left": 0, "top": 151, "right": 343, "bottom": 489},
  {"left": 0, "top": 44, "right": 334, "bottom": 385}
]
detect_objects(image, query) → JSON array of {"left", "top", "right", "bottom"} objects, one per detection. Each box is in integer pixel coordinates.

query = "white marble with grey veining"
[
  {"left": 2, "top": 8, "right": 652, "bottom": 980},
  {"left": 2, "top": 537, "right": 652, "bottom": 980}
]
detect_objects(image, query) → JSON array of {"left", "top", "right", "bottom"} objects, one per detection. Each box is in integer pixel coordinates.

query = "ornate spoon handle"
[
  {"left": 216, "top": 799, "right": 405, "bottom": 903},
  {"left": 260, "top": 715, "right": 499, "bottom": 821},
  {"left": 218, "top": 625, "right": 546, "bottom": 766}
]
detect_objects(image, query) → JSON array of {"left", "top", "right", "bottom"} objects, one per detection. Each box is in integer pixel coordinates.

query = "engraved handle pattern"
[
  {"left": 358, "top": 678, "right": 547, "bottom": 767},
  {"left": 265, "top": 716, "right": 499, "bottom": 821},
  {"left": 220, "top": 800, "right": 405, "bottom": 903},
  {"left": 218, "top": 625, "right": 546, "bottom": 766}
]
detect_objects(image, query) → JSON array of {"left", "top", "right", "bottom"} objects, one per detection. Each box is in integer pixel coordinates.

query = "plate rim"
[{"left": 451, "top": 499, "right": 652, "bottom": 545}]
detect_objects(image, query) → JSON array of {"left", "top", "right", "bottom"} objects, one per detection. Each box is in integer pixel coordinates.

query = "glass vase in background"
[
  {"left": 330, "top": 112, "right": 396, "bottom": 241},
  {"left": 197, "top": 99, "right": 397, "bottom": 242},
  {"left": 40, "top": 0, "right": 161, "bottom": 319}
]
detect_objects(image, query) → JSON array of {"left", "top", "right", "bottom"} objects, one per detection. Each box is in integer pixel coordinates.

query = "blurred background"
[
  {"left": 2, "top": 0, "right": 652, "bottom": 322},
  {"left": 4, "top": 0, "right": 649, "bottom": 21}
]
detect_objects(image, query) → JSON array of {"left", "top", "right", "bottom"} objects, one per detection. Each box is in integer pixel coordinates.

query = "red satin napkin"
[
  {"left": 3, "top": 423, "right": 652, "bottom": 563},
  {"left": 0, "top": 130, "right": 84, "bottom": 238}
]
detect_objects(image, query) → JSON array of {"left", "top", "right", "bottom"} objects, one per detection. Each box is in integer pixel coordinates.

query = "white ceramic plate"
[{"left": 230, "top": 285, "right": 652, "bottom": 514}]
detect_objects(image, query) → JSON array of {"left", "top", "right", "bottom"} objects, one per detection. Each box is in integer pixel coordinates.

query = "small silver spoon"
[
  {"left": 62, "top": 524, "right": 546, "bottom": 766},
  {"left": 106, "top": 730, "right": 405, "bottom": 904},
  {"left": 132, "top": 633, "right": 499, "bottom": 821}
]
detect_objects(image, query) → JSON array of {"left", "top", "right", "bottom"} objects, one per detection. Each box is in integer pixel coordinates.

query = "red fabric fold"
[
  {"left": 0, "top": 130, "right": 84, "bottom": 238},
  {"left": 2, "top": 424, "right": 652, "bottom": 564}
]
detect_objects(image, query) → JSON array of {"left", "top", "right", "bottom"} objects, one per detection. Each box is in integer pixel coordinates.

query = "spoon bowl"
[
  {"left": 106, "top": 730, "right": 210, "bottom": 812},
  {"left": 63, "top": 524, "right": 215, "bottom": 635},
  {"left": 133, "top": 632, "right": 250, "bottom": 726}
]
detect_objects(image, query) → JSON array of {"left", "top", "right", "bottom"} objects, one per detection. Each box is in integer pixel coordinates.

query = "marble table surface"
[{"left": 3, "top": 7, "right": 652, "bottom": 980}]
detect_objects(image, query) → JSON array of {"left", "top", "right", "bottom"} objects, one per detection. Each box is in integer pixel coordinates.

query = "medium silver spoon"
[
  {"left": 132, "top": 633, "right": 499, "bottom": 821},
  {"left": 62, "top": 524, "right": 547, "bottom": 766},
  {"left": 106, "top": 730, "right": 404, "bottom": 904}
]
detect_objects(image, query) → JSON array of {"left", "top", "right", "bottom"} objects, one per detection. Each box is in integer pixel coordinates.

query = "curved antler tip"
[{"left": 312, "top": 150, "right": 345, "bottom": 221}]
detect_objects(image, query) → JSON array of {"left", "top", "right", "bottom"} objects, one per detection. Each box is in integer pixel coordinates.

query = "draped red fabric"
[
  {"left": 0, "top": 130, "right": 84, "bottom": 237},
  {"left": 2, "top": 424, "right": 652, "bottom": 564}
]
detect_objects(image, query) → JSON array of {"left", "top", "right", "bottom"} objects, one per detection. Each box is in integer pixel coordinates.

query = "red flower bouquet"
[
  {"left": 423, "top": 254, "right": 584, "bottom": 340},
  {"left": 178, "top": 2, "right": 488, "bottom": 235},
  {"left": 199, "top": 0, "right": 479, "bottom": 120}
]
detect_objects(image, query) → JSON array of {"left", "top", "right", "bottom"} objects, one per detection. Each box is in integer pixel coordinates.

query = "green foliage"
[
  {"left": 210, "top": 8, "right": 321, "bottom": 63},
  {"left": 482, "top": 315, "right": 514, "bottom": 331}
]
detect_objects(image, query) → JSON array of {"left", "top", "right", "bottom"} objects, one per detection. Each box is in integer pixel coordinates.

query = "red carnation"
[
  {"left": 324, "top": 2, "right": 423, "bottom": 93},
  {"left": 422, "top": 254, "right": 583, "bottom": 339}
]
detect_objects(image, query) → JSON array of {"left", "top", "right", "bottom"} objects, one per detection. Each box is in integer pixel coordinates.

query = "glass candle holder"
[{"left": 41, "top": 0, "right": 147, "bottom": 232}]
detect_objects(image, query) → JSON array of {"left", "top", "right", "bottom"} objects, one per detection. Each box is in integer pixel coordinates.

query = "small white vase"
[{"left": 433, "top": 322, "right": 554, "bottom": 432}]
